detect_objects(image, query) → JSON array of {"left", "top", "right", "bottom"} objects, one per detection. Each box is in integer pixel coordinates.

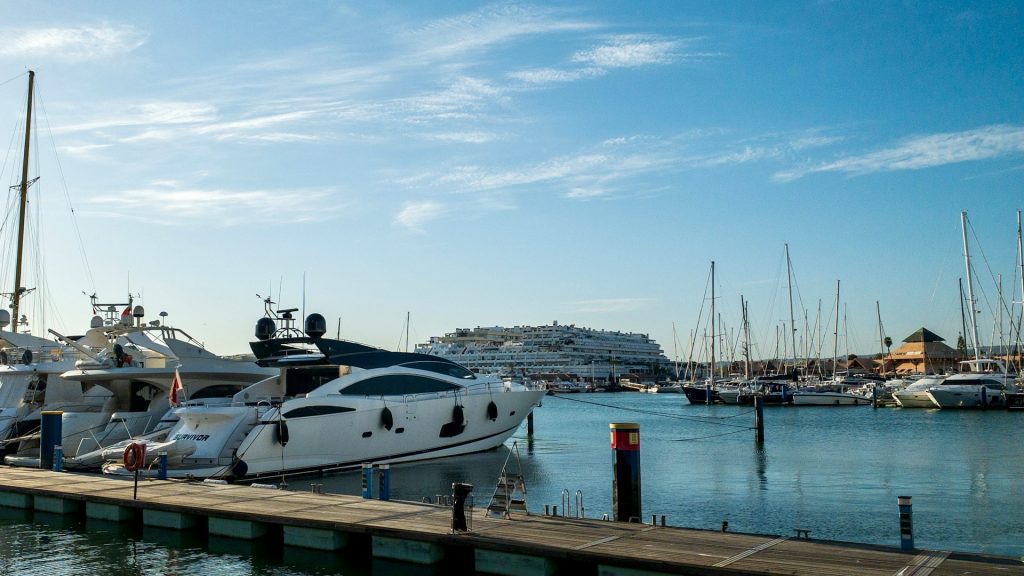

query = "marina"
[{"left": 0, "top": 466, "right": 1022, "bottom": 576}]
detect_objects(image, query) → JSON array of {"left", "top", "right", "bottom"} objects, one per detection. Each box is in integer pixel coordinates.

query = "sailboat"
[
  {"left": 792, "top": 280, "right": 870, "bottom": 406},
  {"left": 926, "top": 212, "right": 1018, "bottom": 409},
  {"left": 683, "top": 261, "right": 721, "bottom": 404}
]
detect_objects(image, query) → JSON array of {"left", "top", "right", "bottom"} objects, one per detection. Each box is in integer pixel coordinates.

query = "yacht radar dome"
[
  {"left": 255, "top": 317, "right": 276, "bottom": 341},
  {"left": 305, "top": 313, "right": 326, "bottom": 339},
  {"left": 133, "top": 305, "right": 145, "bottom": 318},
  {"left": 90, "top": 315, "right": 103, "bottom": 329},
  {"left": 0, "top": 310, "right": 9, "bottom": 329}
]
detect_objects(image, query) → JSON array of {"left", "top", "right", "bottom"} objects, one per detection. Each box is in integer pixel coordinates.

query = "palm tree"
[{"left": 883, "top": 336, "right": 893, "bottom": 375}]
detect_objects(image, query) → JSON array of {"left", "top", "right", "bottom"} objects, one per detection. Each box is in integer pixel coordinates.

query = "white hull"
[
  {"left": 893, "top": 391, "right": 938, "bottom": 408},
  {"left": 104, "top": 382, "right": 543, "bottom": 479},
  {"left": 927, "top": 386, "right": 1005, "bottom": 409},
  {"left": 792, "top": 391, "right": 870, "bottom": 406}
]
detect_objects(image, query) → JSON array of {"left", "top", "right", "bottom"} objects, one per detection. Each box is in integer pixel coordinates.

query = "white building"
[{"left": 416, "top": 321, "right": 670, "bottom": 382}]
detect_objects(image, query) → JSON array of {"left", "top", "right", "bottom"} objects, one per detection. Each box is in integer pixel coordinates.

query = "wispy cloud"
[
  {"left": 394, "top": 201, "right": 446, "bottom": 232},
  {"left": 410, "top": 4, "right": 597, "bottom": 63},
  {"left": 424, "top": 131, "right": 500, "bottom": 144},
  {"left": 570, "top": 298, "right": 654, "bottom": 313},
  {"left": 0, "top": 24, "right": 146, "bottom": 60},
  {"left": 774, "top": 124, "right": 1024, "bottom": 181},
  {"left": 572, "top": 35, "right": 682, "bottom": 68},
  {"left": 88, "top": 186, "right": 339, "bottom": 226}
]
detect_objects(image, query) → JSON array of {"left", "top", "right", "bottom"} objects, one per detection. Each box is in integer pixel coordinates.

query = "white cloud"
[
  {"left": 573, "top": 36, "right": 681, "bottom": 68},
  {"left": 775, "top": 124, "right": 1024, "bottom": 181},
  {"left": 424, "top": 131, "right": 499, "bottom": 144},
  {"left": 88, "top": 187, "right": 338, "bottom": 225},
  {"left": 394, "top": 201, "right": 446, "bottom": 232},
  {"left": 0, "top": 25, "right": 146, "bottom": 60},
  {"left": 58, "top": 143, "right": 112, "bottom": 158},
  {"left": 570, "top": 298, "right": 654, "bottom": 313}
]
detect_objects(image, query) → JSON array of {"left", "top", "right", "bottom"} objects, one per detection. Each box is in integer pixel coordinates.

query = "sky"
[{"left": 0, "top": 1, "right": 1021, "bottom": 362}]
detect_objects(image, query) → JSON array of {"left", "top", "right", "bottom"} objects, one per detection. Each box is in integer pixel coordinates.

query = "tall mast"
[
  {"left": 741, "top": 295, "right": 751, "bottom": 379},
  {"left": 710, "top": 260, "right": 716, "bottom": 382},
  {"left": 876, "top": 301, "right": 885, "bottom": 376},
  {"left": 961, "top": 211, "right": 981, "bottom": 362},
  {"left": 1016, "top": 210, "right": 1024, "bottom": 371},
  {"left": 832, "top": 280, "right": 840, "bottom": 379},
  {"left": 12, "top": 70, "right": 35, "bottom": 329},
  {"left": 785, "top": 243, "right": 797, "bottom": 374}
]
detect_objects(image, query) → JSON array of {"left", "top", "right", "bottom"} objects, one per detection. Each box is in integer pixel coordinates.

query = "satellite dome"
[
  {"left": 305, "top": 313, "right": 326, "bottom": 339},
  {"left": 133, "top": 305, "right": 145, "bottom": 318},
  {"left": 255, "top": 317, "right": 276, "bottom": 341},
  {"left": 0, "top": 310, "right": 9, "bottom": 329},
  {"left": 90, "top": 315, "right": 103, "bottom": 329}
]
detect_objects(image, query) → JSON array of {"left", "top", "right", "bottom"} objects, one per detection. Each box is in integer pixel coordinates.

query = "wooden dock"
[{"left": 1, "top": 467, "right": 1021, "bottom": 575}]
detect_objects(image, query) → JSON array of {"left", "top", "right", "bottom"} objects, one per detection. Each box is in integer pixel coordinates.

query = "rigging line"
[
  {"left": 0, "top": 72, "right": 28, "bottom": 89},
  {"left": 36, "top": 85, "right": 97, "bottom": 295},
  {"left": 545, "top": 394, "right": 754, "bottom": 428},
  {"left": 671, "top": 428, "right": 752, "bottom": 442}
]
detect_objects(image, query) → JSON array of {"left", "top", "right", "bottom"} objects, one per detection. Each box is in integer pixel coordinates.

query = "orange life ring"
[{"left": 123, "top": 442, "right": 145, "bottom": 472}]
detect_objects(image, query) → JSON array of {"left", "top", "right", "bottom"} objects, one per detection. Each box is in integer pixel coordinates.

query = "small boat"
[
  {"left": 792, "top": 380, "right": 870, "bottom": 406},
  {"left": 893, "top": 376, "right": 945, "bottom": 408}
]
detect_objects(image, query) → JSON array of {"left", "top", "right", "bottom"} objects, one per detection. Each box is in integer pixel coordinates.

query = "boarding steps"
[{"left": 486, "top": 441, "right": 528, "bottom": 518}]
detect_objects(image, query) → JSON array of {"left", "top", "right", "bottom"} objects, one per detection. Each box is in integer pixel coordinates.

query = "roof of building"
[{"left": 902, "top": 327, "right": 945, "bottom": 343}]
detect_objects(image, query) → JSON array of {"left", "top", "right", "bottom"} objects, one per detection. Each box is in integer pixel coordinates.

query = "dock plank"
[{"left": 1, "top": 468, "right": 1021, "bottom": 576}]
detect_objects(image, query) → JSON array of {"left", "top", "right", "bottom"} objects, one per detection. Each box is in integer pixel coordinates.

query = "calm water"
[{"left": 2, "top": 394, "right": 1023, "bottom": 574}]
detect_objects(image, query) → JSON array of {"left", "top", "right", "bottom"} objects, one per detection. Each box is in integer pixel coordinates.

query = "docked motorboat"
[
  {"left": 792, "top": 378, "right": 871, "bottom": 406},
  {"left": 102, "top": 307, "right": 545, "bottom": 480},
  {"left": 926, "top": 359, "right": 1017, "bottom": 409},
  {"left": 893, "top": 375, "right": 946, "bottom": 408},
  {"left": 4, "top": 299, "right": 275, "bottom": 467}
]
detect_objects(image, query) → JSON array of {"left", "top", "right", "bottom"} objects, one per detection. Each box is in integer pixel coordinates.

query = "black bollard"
[
  {"left": 527, "top": 411, "right": 534, "bottom": 436},
  {"left": 610, "top": 423, "right": 641, "bottom": 522},
  {"left": 452, "top": 482, "right": 473, "bottom": 532},
  {"left": 754, "top": 396, "right": 765, "bottom": 443},
  {"left": 40, "top": 411, "right": 63, "bottom": 470}
]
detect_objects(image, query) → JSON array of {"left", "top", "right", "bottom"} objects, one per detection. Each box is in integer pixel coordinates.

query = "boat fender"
[
  {"left": 452, "top": 405, "right": 464, "bottom": 426},
  {"left": 275, "top": 419, "right": 289, "bottom": 446},
  {"left": 381, "top": 407, "right": 394, "bottom": 431},
  {"left": 21, "top": 349, "right": 31, "bottom": 365},
  {"left": 0, "top": 351, "right": 7, "bottom": 365},
  {"left": 486, "top": 401, "right": 498, "bottom": 421},
  {"left": 123, "top": 442, "right": 145, "bottom": 472}
]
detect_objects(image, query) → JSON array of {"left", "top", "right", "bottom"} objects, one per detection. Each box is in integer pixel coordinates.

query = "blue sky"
[{"left": 0, "top": 1, "right": 1021, "bottom": 361}]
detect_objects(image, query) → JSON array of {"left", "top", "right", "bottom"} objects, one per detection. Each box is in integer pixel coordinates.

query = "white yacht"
[
  {"left": 102, "top": 308, "right": 545, "bottom": 480},
  {"left": 926, "top": 359, "right": 1017, "bottom": 409},
  {"left": 893, "top": 375, "right": 946, "bottom": 408},
  {"left": 3, "top": 300, "right": 275, "bottom": 467}
]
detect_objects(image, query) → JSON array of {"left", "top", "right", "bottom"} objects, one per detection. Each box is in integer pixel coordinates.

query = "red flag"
[
  {"left": 169, "top": 368, "right": 183, "bottom": 407},
  {"left": 121, "top": 306, "right": 131, "bottom": 320}
]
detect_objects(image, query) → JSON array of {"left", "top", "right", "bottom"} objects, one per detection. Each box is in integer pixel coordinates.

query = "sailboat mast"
[
  {"left": 785, "top": 243, "right": 797, "bottom": 374},
  {"left": 961, "top": 211, "right": 981, "bottom": 362},
  {"left": 832, "top": 280, "right": 840, "bottom": 379},
  {"left": 876, "top": 301, "right": 885, "bottom": 376},
  {"left": 741, "top": 295, "right": 751, "bottom": 379},
  {"left": 1016, "top": 210, "right": 1024, "bottom": 371},
  {"left": 710, "top": 260, "right": 716, "bottom": 382},
  {"left": 12, "top": 70, "right": 34, "bottom": 329}
]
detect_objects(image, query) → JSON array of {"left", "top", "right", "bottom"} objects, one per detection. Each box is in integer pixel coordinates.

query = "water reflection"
[{"left": 753, "top": 444, "right": 768, "bottom": 489}]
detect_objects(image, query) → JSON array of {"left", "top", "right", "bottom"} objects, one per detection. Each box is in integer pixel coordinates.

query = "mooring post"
[
  {"left": 527, "top": 411, "right": 534, "bottom": 436},
  {"left": 39, "top": 410, "right": 63, "bottom": 470},
  {"left": 378, "top": 463, "right": 390, "bottom": 501},
  {"left": 898, "top": 495, "right": 914, "bottom": 550},
  {"left": 158, "top": 453, "right": 168, "bottom": 480},
  {"left": 872, "top": 384, "right": 879, "bottom": 408},
  {"left": 754, "top": 395, "right": 765, "bottom": 443},
  {"left": 705, "top": 382, "right": 712, "bottom": 405},
  {"left": 610, "top": 422, "right": 641, "bottom": 522},
  {"left": 361, "top": 463, "right": 373, "bottom": 499}
]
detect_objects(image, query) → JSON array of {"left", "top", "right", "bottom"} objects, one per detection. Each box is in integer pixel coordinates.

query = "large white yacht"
[
  {"left": 926, "top": 360, "right": 1017, "bottom": 409},
  {"left": 102, "top": 307, "right": 545, "bottom": 480},
  {"left": 893, "top": 375, "right": 946, "bottom": 408},
  {"left": 418, "top": 322, "right": 670, "bottom": 381}
]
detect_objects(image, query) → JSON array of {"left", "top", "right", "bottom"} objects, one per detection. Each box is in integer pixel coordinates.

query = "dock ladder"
[{"left": 486, "top": 441, "right": 528, "bottom": 518}]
